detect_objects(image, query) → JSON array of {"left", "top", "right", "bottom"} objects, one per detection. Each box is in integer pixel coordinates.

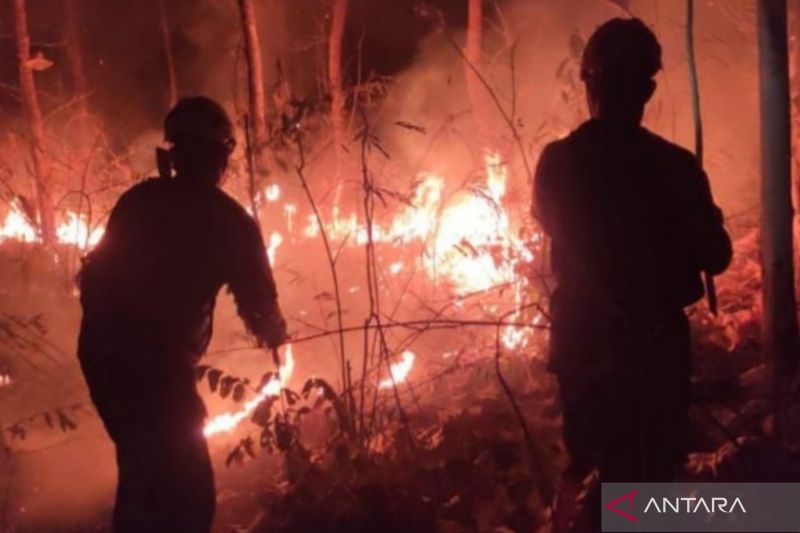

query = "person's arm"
[
  {"left": 227, "top": 216, "right": 287, "bottom": 349},
  {"left": 533, "top": 143, "right": 559, "bottom": 236},
  {"left": 683, "top": 162, "right": 732, "bottom": 276}
]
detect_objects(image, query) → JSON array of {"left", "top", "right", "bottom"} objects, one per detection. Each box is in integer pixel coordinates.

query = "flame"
[
  {"left": 291, "top": 151, "right": 535, "bottom": 350},
  {"left": 264, "top": 184, "right": 281, "bottom": 202},
  {"left": 0, "top": 200, "right": 37, "bottom": 243},
  {"left": 267, "top": 231, "right": 283, "bottom": 265},
  {"left": 56, "top": 212, "right": 105, "bottom": 248},
  {"left": 0, "top": 201, "right": 104, "bottom": 248},
  {"left": 203, "top": 344, "right": 295, "bottom": 437},
  {"left": 379, "top": 350, "right": 416, "bottom": 389}
]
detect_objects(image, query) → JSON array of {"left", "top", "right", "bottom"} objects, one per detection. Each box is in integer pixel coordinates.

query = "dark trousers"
[
  {"left": 79, "top": 346, "right": 215, "bottom": 533},
  {"left": 552, "top": 310, "right": 691, "bottom": 531}
]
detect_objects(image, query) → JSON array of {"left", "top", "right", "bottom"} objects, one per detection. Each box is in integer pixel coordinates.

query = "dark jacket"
[
  {"left": 78, "top": 177, "right": 285, "bottom": 366},
  {"left": 534, "top": 119, "right": 731, "bottom": 371}
]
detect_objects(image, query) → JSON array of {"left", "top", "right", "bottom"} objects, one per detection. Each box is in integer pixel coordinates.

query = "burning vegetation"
[{"left": 0, "top": 1, "right": 799, "bottom": 532}]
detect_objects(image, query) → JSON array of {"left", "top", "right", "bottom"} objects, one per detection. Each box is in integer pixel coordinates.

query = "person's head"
[
  {"left": 581, "top": 18, "right": 662, "bottom": 124},
  {"left": 164, "top": 96, "right": 236, "bottom": 186}
]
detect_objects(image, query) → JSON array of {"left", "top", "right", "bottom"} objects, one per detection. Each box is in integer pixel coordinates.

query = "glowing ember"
[
  {"left": 379, "top": 350, "right": 415, "bottom": 389},
  {"left": 203, "top": 344, "right": 295, "bottom": 437},
  {"left": 264, "top": 184, "right": 281, "bottom": 202}
]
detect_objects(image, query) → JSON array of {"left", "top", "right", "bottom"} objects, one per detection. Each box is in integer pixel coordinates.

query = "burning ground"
[{"left": 0, "top": 0, "right": 797, "bottom": 532}]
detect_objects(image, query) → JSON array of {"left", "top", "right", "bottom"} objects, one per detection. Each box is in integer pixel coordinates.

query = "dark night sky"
[{"left": 0, "top": 0, "right": 472, "bottom": 144}]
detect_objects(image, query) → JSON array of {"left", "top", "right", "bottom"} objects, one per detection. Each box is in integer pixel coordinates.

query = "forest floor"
[{"left": 2, "top": 220, "right": 800, "bottom": 533}]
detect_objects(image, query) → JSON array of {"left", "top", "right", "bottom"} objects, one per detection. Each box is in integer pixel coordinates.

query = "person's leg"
[
  {"left": 108, "top": 412, "right": 214, "bottom": 533},
  {"left": 112, "top": 435, "right": 157, "bottom": 533},
  {"left": 152, "top": 422, "right": 216, "bottom": 532},
  {"left": 81, "top": 355, "right": 215, "bottom": 532},
  {"left": 556, "top": 372, "right": 607, "bottom": 533},
  {"left": 643, "top": 313, "right": 691, "bottom": 480}
]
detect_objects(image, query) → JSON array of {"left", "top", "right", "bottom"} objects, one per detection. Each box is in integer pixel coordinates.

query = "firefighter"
[
  {"left": 533, "top": 18, "right": 732, "bottom": 529},
  {"left": 77, "top": 96, "right": 287, "bottom": 533}
]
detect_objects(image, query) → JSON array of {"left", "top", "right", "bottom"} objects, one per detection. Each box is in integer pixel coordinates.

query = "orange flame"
[
  {"left": 0, "top": 200, "right": 37, "bottom": 243},
  {"left": 0, "top": 200, "right": 104, "bottom": 248},
  {"left": 378, "top": 350, "right": 416, "bottom": 389},
  {"left": 203, "top": 344, "right": 294, "bottom": 437}
]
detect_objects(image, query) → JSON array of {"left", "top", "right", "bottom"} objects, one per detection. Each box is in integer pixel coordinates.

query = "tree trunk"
[
  {"left": 63, "top": 0, "right": 88, "bottom": 114},
  {"left": 757, "top": 0, "right": 800, "bottom": 437},
  {"left": 328, "top": 0, "right": 348, "bottom": 156},
  {"left": 686, "top": 0, "right": 719, "bottom": 314},
  {"left": 238, "top": 0, "right": 268, "bottom": 161},
  {"left": 464, "top": 0, "right": 486, "bottom": 128},
  {"left": 789, "top": 0, "right": 800, "bottom": 276},
  {"left": 156, "top": 0, "right": 178, "bottom": 108},
  {"left": 13, "top": 0, "right": 55, "bottom": 246}
]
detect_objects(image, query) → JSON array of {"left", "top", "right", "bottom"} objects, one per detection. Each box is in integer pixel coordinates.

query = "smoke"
[{"left": 380, "top": 0, "right": 759, "bottom": 217}]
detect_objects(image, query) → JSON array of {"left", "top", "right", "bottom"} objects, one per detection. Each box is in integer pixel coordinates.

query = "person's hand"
[{"left": 262, "top": 316, "right": 288, "bottom": 350}]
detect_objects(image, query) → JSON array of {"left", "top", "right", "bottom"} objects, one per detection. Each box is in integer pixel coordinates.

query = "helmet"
[
  {"left": 164, "top": 96, "right": 235, "bottom": 150},
  {"left": 581, "top": 18, "right": 662, "bottom": 83}
]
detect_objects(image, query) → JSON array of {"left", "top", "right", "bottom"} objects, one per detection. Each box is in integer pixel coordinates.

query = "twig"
[
  {"left": 494, "top": 320, "right": 553, "bottom": 504},
  {"left": 243, "top": 113, "right": 262, "bottom": 233},
  {"left": 444, "top": 32, "right": 534, "bottom": 187},
  {"left": 293, "top": 133, "right": 352, "bottom": 434},
  {"left": 358, "top": 114, "right": 416, "bottom": 451}
]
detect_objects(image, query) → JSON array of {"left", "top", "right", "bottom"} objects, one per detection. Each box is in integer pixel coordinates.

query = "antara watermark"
[{"left": 643, "top": 497, "right": 747, "bottom": 514}]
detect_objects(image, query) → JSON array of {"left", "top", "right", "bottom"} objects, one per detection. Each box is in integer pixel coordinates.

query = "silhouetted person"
[
  {"left": 78, "top": 96, "right": 287, "bottom": 533},
  {"left": 533, "top": 19, "right": 732, "bottom": 529}
]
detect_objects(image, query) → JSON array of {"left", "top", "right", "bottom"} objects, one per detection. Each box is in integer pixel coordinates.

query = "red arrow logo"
[{"left": 606, "top": 489, "right": 638, "bottom": 522}]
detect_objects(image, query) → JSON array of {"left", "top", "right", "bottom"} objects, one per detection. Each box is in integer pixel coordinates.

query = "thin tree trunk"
[
  {"left": 686, "top": 0, "right": 718, "bottom": 315},
  {"left": 63, "top": 0, "right": 88, "bottom": 114},
  {"left": 328, "top": 0, "right": 348, "bottom": 156},
  {"left": 464, "top": 0, "right": 486, "bottom": 127},
  {"left": 757, "top": 0, "right": 800, "bottom": 438},
  {"left": 789, "top": 0, "right": 800, "bottom": 275},
  {"left": 156, "top": 0, "right": 178, "bottom": 108},
  {"left": 238, "top": 0, "right": 268, "bottom": 161},
  {"left": 13, "top": 0, "right": 55, "bottom": 246}
]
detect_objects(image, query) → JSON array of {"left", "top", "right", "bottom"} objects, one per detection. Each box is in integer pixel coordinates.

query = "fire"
[
  {"left": 293, "top": 151, "right": 536, "bottom": 350},
  {"left": 264, "top": 184, "right": 281, "bottom": 202},
  {"left": 0, "top": 200, "right": 37, "bottom": 243},
  {"left": 378, "top": 350, "right": 416, "bottom": 389},
  {"left": 0, "top": 200, "right": 104, "bottom": 248},
  {"left": 203, "top": 344, "right": 295, "bottom": 437},
  {"left": 306, "top": 151, "right": 532, "bottom": 297},
  {"left": 267, "top": 231, "right": 283, "bottom": 265},
  {"left": 0, "top": 152, "right": 538, "bottom": 439},
  {"left": 56, "top": 212, "right": 105, "bottom": 248}
]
